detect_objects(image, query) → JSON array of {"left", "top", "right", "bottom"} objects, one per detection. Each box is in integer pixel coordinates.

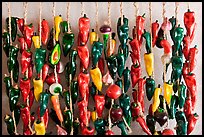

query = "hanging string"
[
  {"left": 108, "top": 2, "right": 111, "bottom": 26},
  {"left": 133, "top": 2, "right": 138, "bottom": 39},
  {"left": 175, "top": 2, "right": 179, "bottom": 27},
  {"left": 162, "top": 2, "right": 166, "bottom": 21},
  {"left": 149, "top": 2, "right": 152, "bottom": 49},
  {"left": 52, "top": 2, "right": 56, "bottom": 46},
  {"left": 67, "top": 2, "right": 71, "bottom": 33},
  {"left": 95, "top": 2, "right": 99, "bottom": 31},
  {"left": 120, "top": 2, "right": 123, "bottom": 26},
  {"left": 39, "top": 2, "right": 42, "bottom": 46},
  {"left": 24, "top": 2, "right": 28, "bottom": 25},
  {"left": 81, "top": 2, "right": 84, "bottom": 16},
  {"left": 187, "top": 2, "right": 190, "bottom": 10}
]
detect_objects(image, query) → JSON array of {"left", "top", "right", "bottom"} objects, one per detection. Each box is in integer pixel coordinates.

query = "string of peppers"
[{"left": 2, "top": 2, "right": 200, "bottom": 135}]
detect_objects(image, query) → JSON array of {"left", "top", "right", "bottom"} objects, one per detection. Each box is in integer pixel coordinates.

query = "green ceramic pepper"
[
  {"left": 62, "top": 32, "right": 74, "bottom": 57},
  {"left": 63, "top": 109, "right": 72, "bottom": 134},
  {"left": 106, "top": 55, "right": 117, "bottom": 79},
  {"left": 4, "top": 114, "right": 15, "bottom": 135},
  {"left": 9, "top": 85, "right": 20, "bottom": 112},
  {"left": 71, "top": 80, "right": 78, "bottom": 104},
  {"left": 90, "top": 82, "right": 97, "bottom": 101},
  {"left": 35, "top": 47, "right": 46, "bottom": 75},
  {"left": 119, "top": 93, "right": 131, "bottom": 126},
  {"left": 118, "top": 44, "right": 129, "bottom": 61},
  {"left": 117, "top": 53, "right": 125, "bottom": 78},
  {"left": 169, "top": 94, "right": 179, "bottom": 119},
  {"left": 94, "top": 118, "right": 106, "bottom": 135},
  {"left": 4, "top": 76, "right": 12, "bottom": 97},
  {"left": 14, "top": 104, "right": 21, "bottom": 126},
  {"left": 115, "top": 78, "right": 123, "bottom": 91},
  {"left": 117, "top": 120, "right": 128, "bottom": 135},
  {"left": 178, "top": 82, "right": 187, "bottom": 109},
  {"left": 39, "top": 91, "right": 49, "bottom": 117},
  {"left": 13, "top": 61, "right": 19, "bottom": 83},
  {"left": 142, "top": 29, "right": 152, "bottom": 54},
  {"left": 91, "top": 41, "right": 103, "bottom": 67},
  {"left": 61, "top": 21, "right": 68, "bottom": 33},
  {"left": 73, "top": 118, "right": 80, "bottom": 135},
  {"left": 123, "top": 67, "right": 130, "bottom": 93},
  {"left": 7, "top": 46, "right": 19, "bottom": 73},
  {"left": 6, "top": 17, "right": 18, "bottom": 42},
  {"left": 50, "top": 108, "right": 61, "bottom": 125},
  {"left": 171, "top": 55, "right": 183, "bottom": 82},
  {"left": 146, "top": 77, "right": 155, "bottom": 101},
  {"left": 2, "top": 31, "right": 11, "bottom": 57},
  {"left": 172, "top": 25, "right": 184, "bottom": 56},
  {"left": 169, "top": 16, "right": 176, "bottom": 44},
  {"left": 175, "top": 111, "right": 187, "bottom": 135},
  {"left": 50, "top": 43, "right": 61, "bottom": 65},
  {"left": 65, "top": 49, "right": 77, "bottom": 83},
  {"left": 63, "top": 91, "right": 70, "bottom": 109},
  {"left": 146, "top": 114, "right": 156, "bottom": 134},
  {"left": 117, "top": 15, "right": 129, "bottom": 48}
]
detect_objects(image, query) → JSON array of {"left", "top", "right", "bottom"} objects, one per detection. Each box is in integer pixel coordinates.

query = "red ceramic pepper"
[
  {"left": 131, "top": 102, "right": 142, "bottom": 119},
  {"left": 37, "top": 63, "right": 49, "bottom": 82},
  {"left": 182, "top": 61, "right": 190, "bottom": 76},
  {"left": 188, "top": 45, "right": 198, "bottom": 72},
  {"left": 17, "top": 18, "right": 25, "bottom": 35},
  {"left": 152, "top": 20, "right": 159, "bottom": 47},
  {"left": 105, "top": 130, "right": 114, "bottom": 135},
  {"left": 94, "top": 94, "right": 105, "bottom": 117},
  {"left": 131, "top": 63, "right": 141, "bottom": 88},
  {"left": 182, "top": 35, "right": 191, "bottom": 60},
  {"left": 132, "top": 89, "right": 138, "bottom": 103},
  {"left": 137, "top": 77, "right": 146, "bottom": 113},
  {"left": 162, "top": 129, "right": 174, "bottom": 135},
  {"left": 77, "top": 45, "right": 89, "bottom": 70},
  {"left": 129, "top": 39, "right": 141, "bottom": 65},
  {"left": 106, "top": 84, "right": 122, "bottom": 100},
  {"left": 81, "top": 126, "right": 95, "bottom": 135},
  {"left": 136, "top": 116, "right": 152, "bottom": 135},
  {"left": 20, "top": 78, "right": 31, "bottom": 103},
  {"left": 21, "top": 105, "right": 31, "bottom": 132},
  {"left": 28, "top": 63, "right": 33, "bottom": 79},
  {"left": 187, "top": 113, "right": 199, "bottom": 135},
  {"left": 45, "top": 72, "right": 61, "bottom": 85},
  {"left": 148, "top": 104, "right": 153, "bottom": 116},
  {"left": 21, "top": 50, "right": 32, "bottom": 74},
  {"left": 23, "top": 114, "right": 35, "bottom": 135},
  {"left": 29, "top": 88, "right": 34, "bottom": 108},
  {"left": 184, "top": 73, "right": 197, "bottom": 110},
  {"left": 18, "top": 36, "right": 27, "bottom": 53},
  {"left": 136, "top": 13, "right": 145, "bottom": 47},
  {"left": 37, "top": 106, "right": 49, "bottom": 129},
  {"left": 78, "top": 14, "right": 90, "bottom": 46},
  {"left": 77, "top": 100, "right": 88, "bottom": 127},
  {"left": 78, "top": 72, "right": 90, "bottom": 102},
  {"left": 98, "top": 57, "right": 105, "bottom": 75},
  {"left": 184, "top": 98, "right": 192, "bottom": 118},
  {"left": 23, "top": 24, "right": 34, "bottom": 49},
  {"left": 40, "top": 19, "right": 49, "bottom": 46},
  {"left": 160, "top": 39, "right": 171, "bottom": 54},
  {"left": 184, "top": 9, "right": 197, "bottom": 43}
]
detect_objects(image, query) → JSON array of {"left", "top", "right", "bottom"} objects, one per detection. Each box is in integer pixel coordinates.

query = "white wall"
[{"left": 2, "top": 2, "right": 202, "bottom": 135}]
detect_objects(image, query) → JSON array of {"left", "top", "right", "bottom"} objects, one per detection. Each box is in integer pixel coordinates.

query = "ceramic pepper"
[{"left": 91, "top": 41, "right": 103, "bottom": 67}]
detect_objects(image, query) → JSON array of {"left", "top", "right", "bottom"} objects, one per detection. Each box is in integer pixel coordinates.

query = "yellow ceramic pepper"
[
  {"left": 90, "top": 29, "right": 98, "bottom": 45},
  {"left": 163, "top": 81, "right": 173, "bottom": 105},
  {"left": 90, "top": 67, "right": 102, "bottom": 91},
  {"left": 154, "top": 131, "right": 159, "bottom": 135},
  {"left": 33, "top": 78, "right": 43, "bottom": 102},
  {"left": 107, "top": 38, "right": 116, "bottom": 57},
  {"left": 34, "top": 120, "right": 46, "bottom": 135},
  {"left": 54, "top": 15, "right": 63, "bottom": 41},
  {"left": 32, "top": 35, "right": 40, "bottom": 48},
  {"left": 91, "top": 110, "right": 97, "bottom": 122},
  {"left": 144, "top": 53, "right": 154, "bottom": 77},
  {"left": 152, "top": 85, "right": 162, "bottom": 113}
]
